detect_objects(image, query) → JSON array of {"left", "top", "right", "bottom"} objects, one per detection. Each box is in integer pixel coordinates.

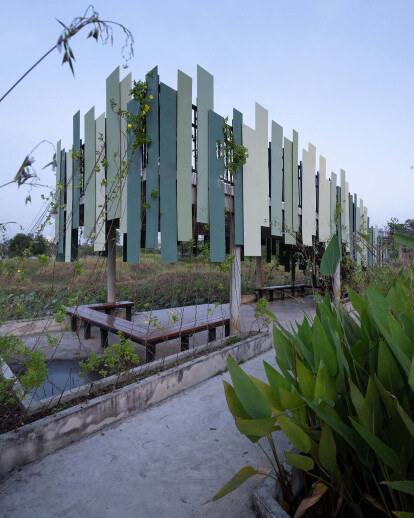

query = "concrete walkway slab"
[{"left": 0, "top": 298, "right": 316, "bottom": 518}]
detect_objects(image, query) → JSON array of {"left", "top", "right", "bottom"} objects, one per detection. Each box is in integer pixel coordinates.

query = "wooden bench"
[
  {"left": 66, "top": 304, "right": 230, "bottom": 363},
  {"left": 255, "top": 284, "right": 311, "bottom": 301},
  {"left": 68, "top": 301, "right": 135, "bottom": 337}
]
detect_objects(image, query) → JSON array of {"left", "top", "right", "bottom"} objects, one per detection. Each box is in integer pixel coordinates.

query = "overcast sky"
[{"left": 1, "top": 0, "right": 413, "bottom": 240}]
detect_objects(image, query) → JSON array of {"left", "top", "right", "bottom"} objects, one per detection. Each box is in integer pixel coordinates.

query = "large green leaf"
[
  {"left": 368, "top": 290, "right": 411, "bottom": 375},
  {"left": 382, "top": 480, "right": 414, "bottom": 496},
  {"left": 391, "top": 512, "right": 414, "bottom": 517},
  {"left": 367, "top": 289, "right": 392, "bottom": 340},
  {"left": 374, "top": 376, "right": 396, "bottom": 418},
  {"left": 209, "top": 466, "right": 259, "bottom": 501},
  {"left": 277, "top": 414, "right": 312, "bottom": 453},
  {"left": 291, "top": 330, "right": 313, "bottom": 366},
  {"left": 349, "top": 378, "right": 365, "bottom": 417},
  {"left": 312, "top": 317, "right": 337, "bottom": 377},
  {"left": 263, "top": 361, "right": 291, "bottom": 403},
  {"left": 279, "top": 387, "right": 308, "bottom": 425},
  {"left": 395, "top": 398, "right": 414, "bottom": 439},
  {"left": 320, "top": 234, "right": 340, "bottom": 276},
  {"left": 360, "top": 377, "right": 383, "bottom": 435},
  {"left": 351, "top": 418, "right": 401, "bottom": 473},
  {"left": 341, "top": 305, "right": 362, "bottom": 346},
  {"left": 279, "top": 387, "right": 303, "bottom": 410},
  {"left": 388, "top": 314, "right": 414, "bottom": 365},
  {"left": 305, "top": 399, "right": 371, "bottom": 465},
  {"left": 314, "top": 361, "right": 337, "bottom": 402},
  {"left": 285, "top": 452, "right": 314, "bottom": 472},
  {"left": 227, "top": 355, "right": 271, "bottom": 419},
  {"left": 296, "top": 359, "right": 315, "bottom": 401},
  {"left": 318, "top": 423, "right": 337, "bottom": 473},
  {"left": 249, "top": 375, "right": 283, "bottom": 412},
  {"left": 409, "top": 358, "right": 414, "bottom": 394},
  {"left": 273, "top": 325, "right": 295, "bottom": 371},
  {"left": 236, "top": 417, "right": 278, "bottom": 437},
  {"left": 393, "top": 233, "right": 414, "bottom": 250},
  {"left": 387, "top": 414, "right": 413, "bottom": 461},
  {"left": 378, "top": 340, "right": 404, "bottom": 398},
  {"left": 297, "top": 316, "right": 313, "bottom": 348},
  {"left": 348, "top": 288, "right": 366, "bottom": 319},
  {"left": 223, "top": 381, "right": 250, "bottom": 419}
]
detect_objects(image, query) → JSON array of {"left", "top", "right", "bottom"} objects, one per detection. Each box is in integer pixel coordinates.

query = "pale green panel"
[
  {"left": 355, "top": 200, "right": 361, "bottom": 264},
  {"left": 119, "top": 73, "right": 131, "bottom": 235},
  {"left": 301, "top": 143, "right": 316, "bottom": 246},
  {"left": 196, "top": 65, "right": 213, "bottom": 224},
  {"left": 177, "top": 69, "right": 193, "bottom": 242},
  {"left": 65, "top": 152, "right": 73, "bottom": 262},
  {"left": 256, "top": 103, "right": 269, "bottom": 228},
  {"left": 106, "top": 67, "right": 121, "bottom": 221},
  {"left": 242, "top": 124, "right": 261, "bottom": 256},
  {"left": 330, "top": 172, "right": 337, "bottom": 237},
  {"left": 55, "top": 140, "right": 61, "bottom": 242},
  {"left": 84, "top": 107, "right": 96, "bottom": 239},
  {"left": 94, "top": 113, "right": 106, "bottom": 252},
  {"left": 284, "top": 138, "right": 295, "bottom": 245},
  {"left": 344, "top": 180, "right": 350, "bottom": 250},
  {"left": 270, "top": 121, "right": 283, "bottom": 236},
  {"left": 292, "top": 130, "right": 299, "bottom": 232},
  {"left": 318, "top": 155, "right": 330, "bottom": 243}
]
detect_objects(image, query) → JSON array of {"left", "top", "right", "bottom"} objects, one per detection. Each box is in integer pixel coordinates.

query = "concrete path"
[{"left": 0, "top": 298, "right": 316, "bottom": 518}]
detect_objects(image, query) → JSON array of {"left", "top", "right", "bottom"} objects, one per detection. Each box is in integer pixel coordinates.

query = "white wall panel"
[
  {"left": 292, "top": 130, "right": 299, "bottom": 232},
  {"left": 242, "top": 103, "right": 269, "bottom": 256},
  {"left": 301, "top": 143, "right": 316, "bottom": 246},
  {"left": 318, "top": 156, "right": 330, "bottom": 242},
  {"left": 330, "top": 172, "right": 337, "bottom": 237}
]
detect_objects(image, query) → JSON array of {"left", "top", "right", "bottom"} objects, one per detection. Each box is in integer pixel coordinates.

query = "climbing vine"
[{"left": 223, "top": 116, "right": 249, "bottom": 181}]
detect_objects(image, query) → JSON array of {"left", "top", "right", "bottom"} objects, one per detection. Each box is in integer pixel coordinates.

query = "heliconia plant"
[{"left": 211, "top": 266, "right": 414, "bottom": 517}]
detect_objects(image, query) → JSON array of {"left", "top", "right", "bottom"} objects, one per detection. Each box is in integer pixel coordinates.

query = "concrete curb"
[
  {"left": 0, "top": 331, "right": 272, "bottom": 476},
  {"left": 252, "top": 466, "right": 304, "bottom": 518},
  {"left": 252, "top": 475, "right": 289, "bottom": 518}
]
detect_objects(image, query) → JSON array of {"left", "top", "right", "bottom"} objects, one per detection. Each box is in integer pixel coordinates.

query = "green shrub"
[
  {"left": 79, "top": 332, "right": 139, "bottom": 378},
  {"left": 214, "top": 269, "right": 414, "bottom": 517},
  {"left": 0, "top": 335, "right": 47, "bottom": 404}
]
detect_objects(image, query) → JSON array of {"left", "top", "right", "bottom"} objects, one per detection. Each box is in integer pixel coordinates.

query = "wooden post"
[
  {"left": 107, "top": 224, "right": 116, "bottom": 304},
  {"left": 291, "top": 253, "right": 296, "bottom": 296},
  {"left": 333, "top": 261, "right": 341, "bottom": 306},
  {"left": 229, "top": 225, "right": 241, "bottom": 335},
  {"left": 255, "top": 256, "right": 262, "bottom": 289}
]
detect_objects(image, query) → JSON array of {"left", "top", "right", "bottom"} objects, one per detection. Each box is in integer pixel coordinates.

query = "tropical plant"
[{"left": 212, "top": 266, "right": 414, "bottom": 517}]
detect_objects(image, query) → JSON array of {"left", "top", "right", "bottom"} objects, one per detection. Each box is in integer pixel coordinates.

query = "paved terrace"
[{"left": 0, "top": 297, "right": 316, "bottom": 518}]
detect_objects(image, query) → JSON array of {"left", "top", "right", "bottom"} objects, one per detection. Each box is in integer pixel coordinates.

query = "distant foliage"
[{"left": 7, "top": 233, "right": 49, "bottom": 257}]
